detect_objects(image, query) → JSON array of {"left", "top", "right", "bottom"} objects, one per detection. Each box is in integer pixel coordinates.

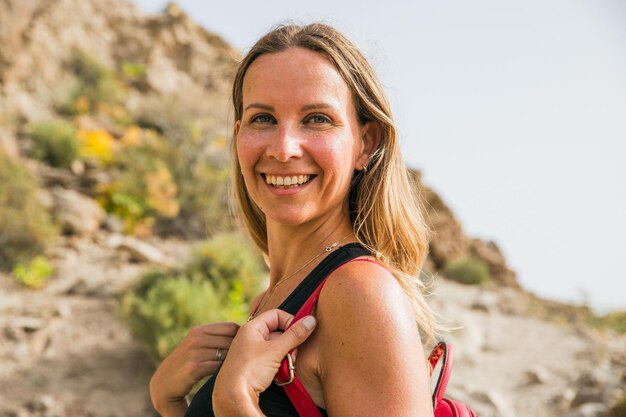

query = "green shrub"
[
  {"left": 101, "top": 125, "right": 230, "bottom": 237},
  {"left": 61, "top": 49, "right": 126, "bottom": 115},
  {"left": 13, "top": 255, "right": 54, "bottom": 289},
  {"left": 29, "top": 120, "right": 79, "bottom": 168},
  {"left": 594, "top": 310, "right": 626, "bottom": 334},
  {"left": 443, "top": 257, "right": 492, "bottom": 285},
  {"left": 121, "top": 61, "right": 147, "bottom": 80},
  {"left": 0, "top": 151, "right": 57, "bottom": 271},
  {"left": 120, "top": 232, "right": 266, "bottom": 361},
  {"left": 98, "top": 131, "right": 180, "bottom": 234},
  {"left": 133, "top": 96, "right": 232, "bottom": 237}
]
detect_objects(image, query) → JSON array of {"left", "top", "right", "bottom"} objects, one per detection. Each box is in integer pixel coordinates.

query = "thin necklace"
[{"left": 247, "top": 232, "right": 352, "bottom": 321}]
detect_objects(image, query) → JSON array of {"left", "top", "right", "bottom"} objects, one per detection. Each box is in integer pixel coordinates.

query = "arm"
[{"left": 315, "top": 261, "right": 433, "bottom": 417}]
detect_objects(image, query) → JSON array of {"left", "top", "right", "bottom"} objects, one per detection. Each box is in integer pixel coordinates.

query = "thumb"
[{"left": 272, "top": 315, "right": 317, "bottom": 355}]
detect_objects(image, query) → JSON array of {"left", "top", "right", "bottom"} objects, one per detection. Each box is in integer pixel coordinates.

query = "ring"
[{"left": 215, "top": 347, "right": 224, "bottom": 361}]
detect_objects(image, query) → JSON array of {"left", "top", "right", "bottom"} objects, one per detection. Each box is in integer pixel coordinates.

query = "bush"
[
  {"left": 29, "top": 120, "right": 79, "bottom": 168},
  {"left": 443, "top": 257, "right": 492, "bottom": 285},
  {"left": 0, "top": 151, "right": 57, "bottom": 271},
  {"left": 119, "top": 233, "right": 266, "bottom": 361},
  {"left": 98, "top": 132, "right": 180, "bottom": 234},
  {"left": 133, "top": 97, "right": 232, "bottom": 237},
  {"left": 594, "top": 310, "right": 626, "bottom": 334},
  {"left": 13, "top": 256, "right": 54, "bottom": 289},
  {"left": 61, "top": 49, "right": 126, "bottom": 116},
  {"left": 100, "top": 125, "right": 230, "bottom": 237}
]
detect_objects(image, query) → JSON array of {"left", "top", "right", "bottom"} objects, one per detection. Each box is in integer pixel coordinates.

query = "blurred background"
[
  {"left": 132, "top": 0, "right": 626, "bottom": 312},
  {"left": 0, "top": 1, "right": 624, "bottom": 416}
]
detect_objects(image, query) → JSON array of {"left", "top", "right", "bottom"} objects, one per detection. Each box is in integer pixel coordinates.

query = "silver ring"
[{"left": 215, "top": 347, "right": 224, "bottom": 361}]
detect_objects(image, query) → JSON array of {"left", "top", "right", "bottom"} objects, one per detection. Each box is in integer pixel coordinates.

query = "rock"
[
  {"left": 572, "top": 387, "right": 605, "bottom": 406},
  {"left": 471, "top": 292, "right": 500, "bottom": 313},
  {"left": 24, "top": 394, "right": 62, "bottom": 417},
  {"left": 525, "top": 366, "right": 550, "bottom": 384},
  {"left": 106, "top": 234, "right": 171, "bottom": 265},
  {"left": 565, "top": 403, "right": 608, "bottom": 417},
  {"left": 51, "top": 187, "right": 105, "bottom": 236},
  {"left": 0, "top": 128, "right": 19, "bottom": 159},
  {"left": 471, "top": 389, "right": 516, "bottom": 417},
  {"left": 552, "top": 388, "right": 576, "bottom": 411},
  {"left": 1, "top": 316, "right": 44, "bottom": 332},
  {"left": 576, "top": 371, "right": 603, "bottom": 387},
  {"left": 103, "top": 214, "right": 125, "bottom": 233}
]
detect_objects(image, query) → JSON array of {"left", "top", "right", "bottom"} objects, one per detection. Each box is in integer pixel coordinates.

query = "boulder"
[{"left": 51, "top": 187, "right": 105, "bottom": 236}]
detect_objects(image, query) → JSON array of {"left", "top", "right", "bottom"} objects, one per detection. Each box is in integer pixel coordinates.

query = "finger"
[
  {"left": 199, "top": 335, "right": 236, "bottom": 349},
  {"left": 267, "top": 330, "right": 284, "bottom": 342},
  {"left": 271, "top": 316, "right": 316, "bottom": 354},
  {"left": 248, "top": 309, "right": 295, "bottom": 333},
  {"left": 197, "top": 322, "right": 240, "bottom": 337},
  {"left": 211, "top": 347, "right": 228, "bottom": 362}
]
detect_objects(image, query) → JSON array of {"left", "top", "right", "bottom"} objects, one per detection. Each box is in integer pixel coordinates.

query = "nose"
[{"left": 266, "top": 124, "right": 303, "bottom": 162}]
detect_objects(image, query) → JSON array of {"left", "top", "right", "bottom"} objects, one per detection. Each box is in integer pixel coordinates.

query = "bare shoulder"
[
  {"left": 313, "top": 258, "right": 432, "bottom": 416},
  {"left": 317, "top": 258, "right": 415, "bottom": 331}
]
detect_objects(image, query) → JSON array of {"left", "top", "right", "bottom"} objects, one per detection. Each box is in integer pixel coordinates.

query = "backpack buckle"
[{"left": 274, "top": 352, "right": 295, "bottom": 386}]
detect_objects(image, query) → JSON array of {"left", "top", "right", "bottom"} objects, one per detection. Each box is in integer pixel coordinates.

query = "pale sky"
[{"left": 133, "top": 0, "right": 626, "bottom": 312}]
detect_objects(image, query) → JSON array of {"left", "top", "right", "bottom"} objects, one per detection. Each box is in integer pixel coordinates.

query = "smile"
[{"left": 262, "top": 174, "right": 315, "bottom": 188}]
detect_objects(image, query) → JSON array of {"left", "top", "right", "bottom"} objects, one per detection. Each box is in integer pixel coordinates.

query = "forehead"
[{"left": 242, "top": 47, "right": 353, "bottom": 110}]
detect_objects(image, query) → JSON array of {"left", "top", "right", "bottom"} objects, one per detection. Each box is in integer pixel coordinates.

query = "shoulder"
[
  {"left": 315, "top": 257, "right": 419, "bottom": 357},
  {"left": 317, "top": 258, "right": 415, "bottom": 331},
  {"left": 312, "top": 258, "right": 432, "bottom": 415}
]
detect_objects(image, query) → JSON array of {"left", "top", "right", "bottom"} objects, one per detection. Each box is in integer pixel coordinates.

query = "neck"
[{"left": 265, "top": 212, "right": 355, "bottom": 287}]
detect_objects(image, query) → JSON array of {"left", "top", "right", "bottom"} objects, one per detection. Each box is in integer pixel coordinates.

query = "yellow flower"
[{"left": 77, "top": 129, "right": 117, "bottom": 164}]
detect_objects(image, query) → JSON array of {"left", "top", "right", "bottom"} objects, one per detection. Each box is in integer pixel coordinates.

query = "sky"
[{"left": 133, "top": 0, "right": 626, "bottom": 312}]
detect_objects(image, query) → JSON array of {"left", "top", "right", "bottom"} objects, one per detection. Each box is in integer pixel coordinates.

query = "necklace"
[{"left": 247, "top": 232, "right": 352, "bottom": 321}]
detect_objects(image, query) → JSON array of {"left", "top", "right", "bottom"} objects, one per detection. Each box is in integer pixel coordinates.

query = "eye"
[
  {"left": 251, "top": 114, "right": 275, "bottom": 124},
  {"left": 306, "top": 114, "right": 331, "bottom": 125}
]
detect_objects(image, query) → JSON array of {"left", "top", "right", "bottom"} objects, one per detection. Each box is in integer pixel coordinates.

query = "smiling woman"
[{"left": 149, "top": 23, "right": 436, "bottom": 417}]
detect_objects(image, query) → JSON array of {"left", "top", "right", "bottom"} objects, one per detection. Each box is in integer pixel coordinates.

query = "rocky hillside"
[{"left": 0, "top": 1, "right": 624, "bottom": 417}]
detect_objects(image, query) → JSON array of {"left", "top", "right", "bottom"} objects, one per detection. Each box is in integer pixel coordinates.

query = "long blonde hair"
[{"left": 231, "top": 23, "right": 436, "bottom": 341}]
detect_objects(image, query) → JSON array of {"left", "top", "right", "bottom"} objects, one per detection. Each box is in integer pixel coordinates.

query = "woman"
[{"left": 150, "top": 23, "right": 436, "bottom": 417}]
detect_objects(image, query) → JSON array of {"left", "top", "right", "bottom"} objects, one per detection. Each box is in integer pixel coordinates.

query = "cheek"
[{"left": 236, "top": 132, "right": 263, "bottom": 173}]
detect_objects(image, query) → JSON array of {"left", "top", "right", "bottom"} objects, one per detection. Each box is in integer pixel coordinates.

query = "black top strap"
[{"left": 278, "top": 242, "right": 371, "bottom": 315}]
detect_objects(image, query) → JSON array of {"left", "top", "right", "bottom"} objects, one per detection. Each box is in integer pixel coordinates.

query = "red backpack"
[
  {"left": 274, "top": 259, "right": 482, "bottom": 417},
  {"left": 427, "top": 341, "right": 480, "bottom": 417}
]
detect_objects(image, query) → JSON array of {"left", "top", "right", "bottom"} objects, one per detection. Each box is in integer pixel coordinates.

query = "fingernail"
[{"left": 302, "top": 316, "right": 316, "bottom": 331}]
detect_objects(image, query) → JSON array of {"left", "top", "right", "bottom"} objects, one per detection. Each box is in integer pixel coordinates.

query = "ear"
[
  {"left": 234, "top": 119, "right": 241, "bottom": 137},
  {"left": 357, "top": 121, "right": 382, "bottom": 170}
]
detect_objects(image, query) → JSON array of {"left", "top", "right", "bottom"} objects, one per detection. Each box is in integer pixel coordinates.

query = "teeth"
[{"left": 265, "top": 174, "right": 312, "bottom": 187}]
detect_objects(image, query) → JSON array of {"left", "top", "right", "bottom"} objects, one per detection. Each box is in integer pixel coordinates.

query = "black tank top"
[{"left": 185, "top": 243, "right": 371, "bottom": 417}]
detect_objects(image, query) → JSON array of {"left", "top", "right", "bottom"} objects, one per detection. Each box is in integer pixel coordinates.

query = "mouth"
[{"left": 262, "top": 174, "right": 316, "bottom": 189}]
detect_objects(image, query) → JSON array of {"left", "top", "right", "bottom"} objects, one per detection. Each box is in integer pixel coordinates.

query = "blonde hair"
[{"left": 231, "top": 23, "right": 437, "bottom": 341}]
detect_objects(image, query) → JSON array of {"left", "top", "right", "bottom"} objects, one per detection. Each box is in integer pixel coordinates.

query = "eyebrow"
[
  {"left": 243, "top": 103, "right": 335, "bottom": 112},
  {"left": 244, "top": 103, "right": 274, "bottom": 112}
]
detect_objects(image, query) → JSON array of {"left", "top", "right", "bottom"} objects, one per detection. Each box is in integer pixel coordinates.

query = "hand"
[
  {"left": 213, "top": 310, "right": 317, "bottom": 415},
  {"left": 149, "top": 322, "right": 239, "bottom": 416}
]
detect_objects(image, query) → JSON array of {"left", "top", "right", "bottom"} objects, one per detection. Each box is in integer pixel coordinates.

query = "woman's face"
[{"left": 235, "top": 47, "right": 378, "bottom": 227}]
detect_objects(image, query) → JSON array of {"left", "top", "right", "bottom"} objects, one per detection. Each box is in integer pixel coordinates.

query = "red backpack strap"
[
  {"left": 275, "top": 258, "right": 380, "bottom": 417},
  {"left": 428, "top": 341, "right": 454, "bottom": 409}
]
